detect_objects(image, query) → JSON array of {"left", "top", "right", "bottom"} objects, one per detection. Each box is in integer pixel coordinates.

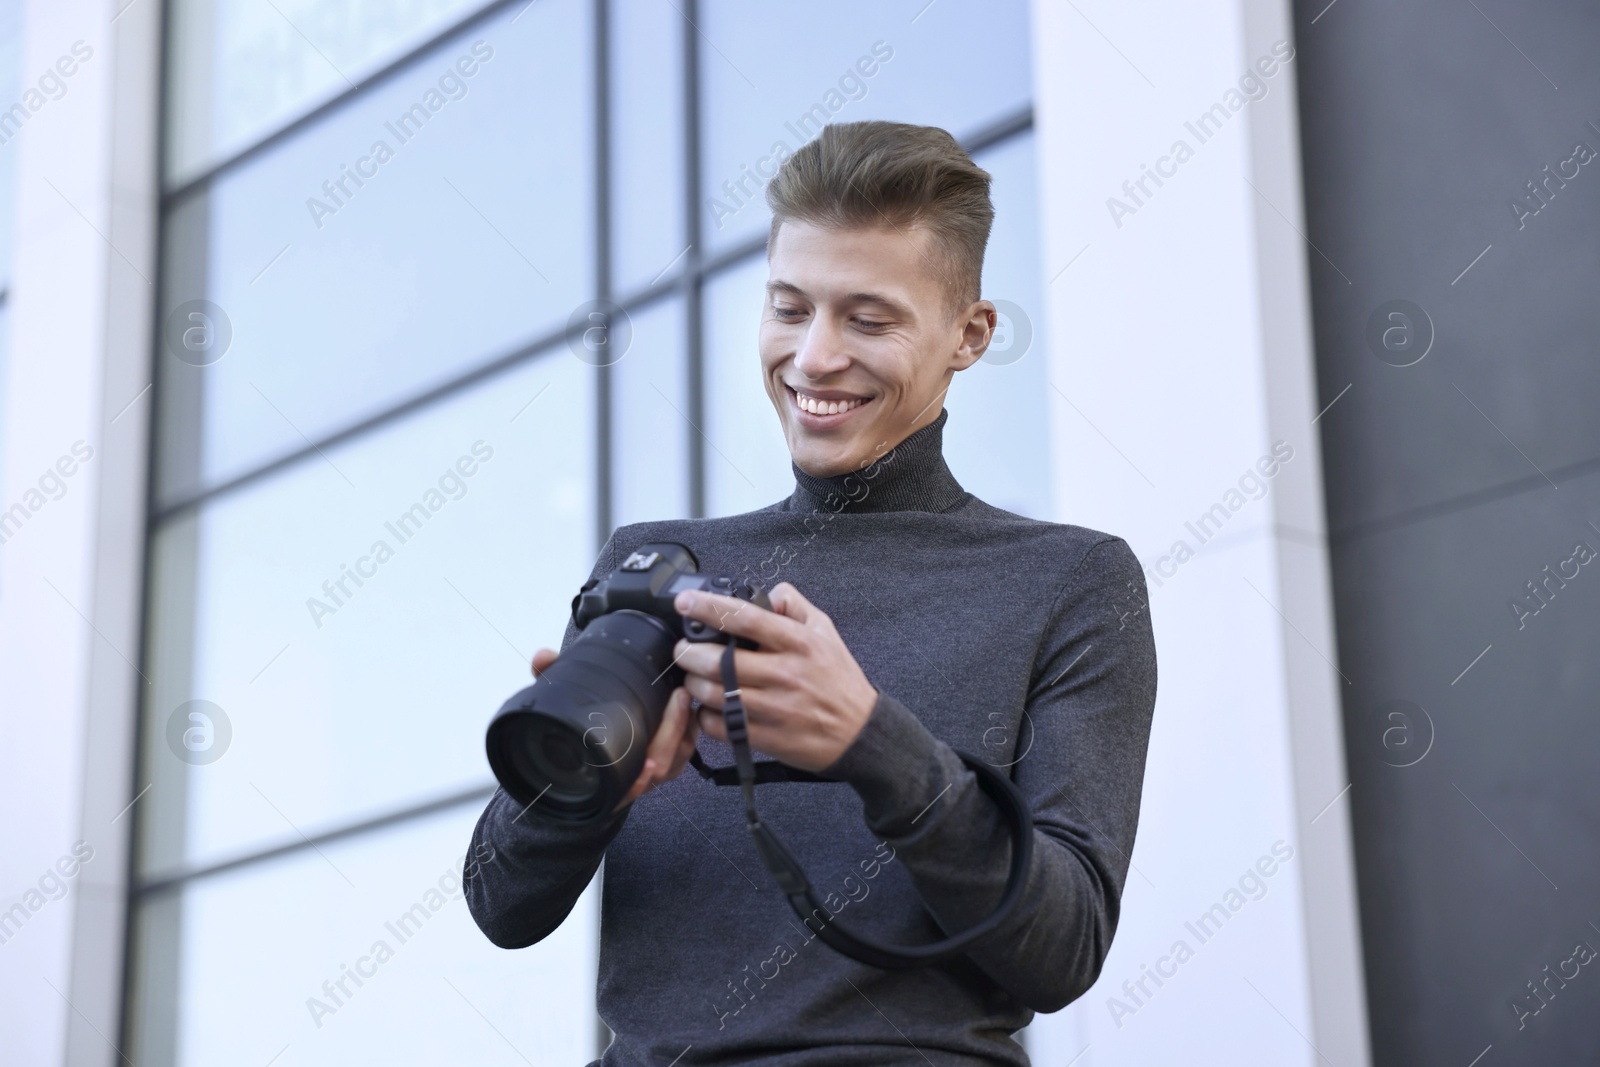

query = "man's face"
[{"left": 760, "top": 219, "right": 995, "bottom": 478}]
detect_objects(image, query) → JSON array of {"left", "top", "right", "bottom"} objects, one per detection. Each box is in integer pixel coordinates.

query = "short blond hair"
[{"left": 765, "top": 121, "right": 994, "bottom": 315}]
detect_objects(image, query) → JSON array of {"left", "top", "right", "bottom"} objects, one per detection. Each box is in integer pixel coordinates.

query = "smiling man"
[{"left": 466, "top": 121, "right": 1158, "bottom": 1065}]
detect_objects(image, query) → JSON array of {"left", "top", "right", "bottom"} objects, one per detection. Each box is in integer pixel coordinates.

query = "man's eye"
[
  {"left": 774, "top": 306, "right": 805, "bottom": 319},
  {"left": 854, "top": 318, "right": 889, "bottom": 331}
]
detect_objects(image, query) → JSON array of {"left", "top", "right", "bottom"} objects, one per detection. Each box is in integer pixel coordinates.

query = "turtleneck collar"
[{"left": 782, "top": 407, "right": 969, "bottom": 515}]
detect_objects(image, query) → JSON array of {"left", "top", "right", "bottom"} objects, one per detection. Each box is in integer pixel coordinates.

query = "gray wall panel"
[
  {"left": 1296, "top": 0, "right": 1600, "bottom": 536},
  {"left": 1330, "top": 466, "right": 1600, "bottom": 1064},
  {"left": 1294, "top": 0, "right": 1600, "bottom": 1063}
]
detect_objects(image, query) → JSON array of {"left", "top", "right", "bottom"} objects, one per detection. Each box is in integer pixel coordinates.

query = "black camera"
[
  {"left": 485, "top": 542, "right": 772, "bottom": 823},
  {"left": 481, "top": 541, "right": 1038, "bottom": 970}
]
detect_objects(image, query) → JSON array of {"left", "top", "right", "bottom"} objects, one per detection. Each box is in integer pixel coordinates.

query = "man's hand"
[
  {"left": 670, "top": 582, "right": 878, "bottom": 773},
  {"left": 530, "top": 648, "right": 700, "bottom": 812}
]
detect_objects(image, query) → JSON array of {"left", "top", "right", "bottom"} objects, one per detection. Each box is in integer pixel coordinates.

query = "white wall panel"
[{"left": 1024, "top": 1, "right": 1369, "bottom": 1063}]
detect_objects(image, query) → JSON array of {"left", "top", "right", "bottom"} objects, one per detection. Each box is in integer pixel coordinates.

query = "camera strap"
[{"left": 687, "top": 640, "right": 1035, "bottom": 971}]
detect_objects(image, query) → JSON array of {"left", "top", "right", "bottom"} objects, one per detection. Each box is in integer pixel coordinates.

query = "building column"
[
  {"left": 0, "top": 1, "right": 160, "bottom": 1064},
  {"left": 1026, "top": 1, "right": 1370, "bottom": 1063}
]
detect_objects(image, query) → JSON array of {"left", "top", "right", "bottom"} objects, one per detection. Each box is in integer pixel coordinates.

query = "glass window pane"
[
  {"left": 611, "top": 294, "right": 690, "bottom": 527},
  {"left": 609, "top": 0, "right": 685, "bottom": 297},
  {"left": 127, "top": 801, "right": 600, "bottom": 1066},
  {"left": 138, "top": 349, "right": 596, "bottom": 879},
  {"left": 697, "top": 0, "right": 1033, "bottom": 256},
  {"left": 0, "top": 304, "right": 9, "bottom": 473},
  {"left": 165, "top": 0, "right": 495, "bottom": 186},
  {"left": 154, "top": 0, "right": 594, "bottom": 508},
  {"left": 946, "top": 132, "right": 1051, "bottom": 518},
  {"left": 703, "top": 254, "right": 792, "bottom": 517},
  {"left": 0, "top": 0, "right": 23, "bottom": 288}
]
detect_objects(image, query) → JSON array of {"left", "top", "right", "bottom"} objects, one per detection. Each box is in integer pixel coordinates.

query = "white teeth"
[{"left": 795, "top": 391, "right": 865, "bottom": 416}]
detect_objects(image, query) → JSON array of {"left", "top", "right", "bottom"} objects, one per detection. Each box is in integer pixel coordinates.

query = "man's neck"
[{"left": 784, "top": 408, "right": 967, "bottom": 515}]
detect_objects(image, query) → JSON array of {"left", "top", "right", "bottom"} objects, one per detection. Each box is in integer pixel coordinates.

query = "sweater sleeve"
[
  {"left": 464, "top": 533, "right": 633, "bottom": 949},
  {"left": 819, "top": 536, "right": 1158, "bottom": 1012}
]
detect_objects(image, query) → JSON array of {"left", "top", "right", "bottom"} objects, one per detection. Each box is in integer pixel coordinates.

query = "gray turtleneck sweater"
[{"left": 465, "top": 408, "right": 1158, "bottom": 1065}]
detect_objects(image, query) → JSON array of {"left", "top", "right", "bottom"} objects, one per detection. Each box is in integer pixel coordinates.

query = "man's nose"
[{"left": 792, "top": 319, "right": 851, "bottom": 379}]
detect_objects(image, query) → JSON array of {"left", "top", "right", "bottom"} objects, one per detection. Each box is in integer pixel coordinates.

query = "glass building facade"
[
  {"left": 126, "top": 1, "right": 1045, "bottom": 1061},
  {"left": 0, "top": 0, "right": 20, "bottom": 455}
]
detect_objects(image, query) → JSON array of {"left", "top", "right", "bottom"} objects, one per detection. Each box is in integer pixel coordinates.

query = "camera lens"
[
  {"left": 543, "top": 730, "right": 582, "bottom": 773},
  {"left": 486, "top": 610, "right": 681, "bottom": 823},
  {"left": 502, "top": 717, "right": 601, "bottom": 808}
]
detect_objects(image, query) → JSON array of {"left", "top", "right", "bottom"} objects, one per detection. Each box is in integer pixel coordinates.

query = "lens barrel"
[{"left": 485, "top": 609, "right": 682, "bottom": 822}]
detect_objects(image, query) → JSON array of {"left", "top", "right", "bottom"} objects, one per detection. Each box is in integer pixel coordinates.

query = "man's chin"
[{"left": 788, "top": 436, "right": 867, "bottom": 479}]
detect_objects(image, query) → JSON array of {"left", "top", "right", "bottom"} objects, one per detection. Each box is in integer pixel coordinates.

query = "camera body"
[
  {"left": 485, "top": 542, "right": 771, "bottom": 822},
  {"left": 572, "top": 542, "right": 771, "bottom": 646}
]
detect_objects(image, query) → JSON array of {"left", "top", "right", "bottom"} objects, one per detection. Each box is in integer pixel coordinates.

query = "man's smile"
[{"left": 786, "top": 383, "right": 875, "bottom": 426}]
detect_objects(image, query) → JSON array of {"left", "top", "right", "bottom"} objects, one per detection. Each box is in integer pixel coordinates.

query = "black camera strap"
[{"left": 687, "top": 641, "right": 1035, "bottom": 971}]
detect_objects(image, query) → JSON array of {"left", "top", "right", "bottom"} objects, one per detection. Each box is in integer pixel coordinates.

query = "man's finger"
[
  {"left": 674, "top": 588, "right": 802, "bottom": 649},
  {"left": 666, "top": 715, "right": 700, "bottom": 779},
  {"left": 681, "top": 673, "right": 723, "bottom": 712},
  {"left": 647, "top": 687, "right": 690, "bottom": 769},
  {"left": 767, "top": 581, "right": 813, "bottom": 624},
  {"left": 614, "top": 758, "right": 654, "bottom": 810},
  {"left": 680, "top": 671, "right": 780, "bottom": 724},
  {"left": 694, "top": 707, "right": 774, "bottom": 753},
  {"left": 698, "top": 708, "right": 727, "bottom": 743},
  {"left": 672, "top": 641, "right": 787, "bottom": 690},
  {"left": 611, "top": 689, "right": 693, "bottom": 812},
  {"left": 680, "top": 693, "right": 701, "bottom": 743},
  {"left": 531, "top": 647, "right": 559, "bottom": 677}
]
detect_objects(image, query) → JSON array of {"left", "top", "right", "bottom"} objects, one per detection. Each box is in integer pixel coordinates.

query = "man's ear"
[{"left": 951, "top": 299, "right": 997, "bottom": 371}]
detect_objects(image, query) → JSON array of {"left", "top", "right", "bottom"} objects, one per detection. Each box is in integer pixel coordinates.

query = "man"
[{"left": 466, "top": 120, "right": 1157, "bottom": 1065}]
